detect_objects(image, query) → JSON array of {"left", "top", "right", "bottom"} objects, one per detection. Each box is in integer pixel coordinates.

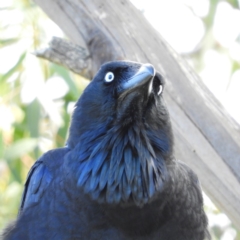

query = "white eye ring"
[
  {"left": 104, "top": 72, "right": 114, "bottom": 82},
  {"left": 158, "top": 85, "right": 163, "bottom": 95}
]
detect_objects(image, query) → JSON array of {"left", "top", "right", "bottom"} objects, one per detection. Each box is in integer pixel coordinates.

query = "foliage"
[{"left": 0, "top": 0, "right": 87, "bottom": 229}]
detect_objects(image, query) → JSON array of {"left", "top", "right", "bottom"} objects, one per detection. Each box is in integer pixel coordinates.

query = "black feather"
[
  {"left": 124, "top": 147, "right": 132, "bottom": 183},
  {"left": 99, "top": 161, "right": 109, "bottom": 191},
  {"left": 3, "top": 61, "right": 210, "bottom": 240}
]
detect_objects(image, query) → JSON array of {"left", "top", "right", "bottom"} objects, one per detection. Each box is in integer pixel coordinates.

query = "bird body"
[{"left": 2, "top": 61, "right": 210, "bottom": 240}]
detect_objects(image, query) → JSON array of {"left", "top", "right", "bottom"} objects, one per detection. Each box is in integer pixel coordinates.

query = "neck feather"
[{"left": 68, "top": 122, "right": 170, "bottom": 206}]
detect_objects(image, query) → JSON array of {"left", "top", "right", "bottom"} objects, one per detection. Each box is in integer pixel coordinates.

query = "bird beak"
[{"left": 121, "top": 64, "right": 155, "bottom": 95}]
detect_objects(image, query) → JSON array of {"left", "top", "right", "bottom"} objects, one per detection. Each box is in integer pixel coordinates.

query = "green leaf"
[
  {"left": 226, "top": 0, "right": 239, "bottom": 8},
  {"left": 26, "top": 99, "right": 40, "bottom": 138},
  {"left": 56, "top": 110, "right": 70, "bottom": 147},
  {"left": 0, "top": 38, "right": 19, "bottom": 47},
  {"left": 0, "top": 52, "right": 26, "bottom": 83},
  {"left": 0, "top": 132, "right": 4, "bottom": 158},
  {"left": 4, "top": 138, "right": 38, "bottom": 161},
  {"left": 26, "top": 99, "right": 41, "bottom": 158},
  {"left": 50, "top": 63, "right": 79, "bottom": 99},
  {"left": 8, "top": 159, "right": 23, "bottom": 183}
]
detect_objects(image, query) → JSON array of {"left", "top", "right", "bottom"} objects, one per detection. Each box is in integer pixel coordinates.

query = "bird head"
[{"left": 67, "top": 61, "right": 173, "bottom": 206}]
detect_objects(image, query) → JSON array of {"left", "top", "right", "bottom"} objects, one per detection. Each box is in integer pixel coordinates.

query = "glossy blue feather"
[
  {"left": 99, "top": 161, "right": 109, "bottom": 191},
  {"left": 124, "top": 147, "right": 132, "bottom": 183}
]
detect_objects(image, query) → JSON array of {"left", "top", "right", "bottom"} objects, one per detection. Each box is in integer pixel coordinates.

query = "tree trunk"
[{"left": 33, "top": 0, "right": 240, "bottom": 230}]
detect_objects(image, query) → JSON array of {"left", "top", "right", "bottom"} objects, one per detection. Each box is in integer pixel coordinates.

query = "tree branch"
[{"left": 34, "top": 37, "right": 91, "bottom": 77}]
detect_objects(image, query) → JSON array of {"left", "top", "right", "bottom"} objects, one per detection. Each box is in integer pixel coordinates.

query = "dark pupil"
[{"left": 108, "top": 74, "right": 112, "bottom": 80}]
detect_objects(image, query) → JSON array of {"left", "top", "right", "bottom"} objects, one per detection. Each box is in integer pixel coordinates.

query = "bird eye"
[
  {"left": 104, "top": 72, "right": 114, "bottom": 82},
  {"left": 158, "top": 85, "right": 163, "bottom": 95}
]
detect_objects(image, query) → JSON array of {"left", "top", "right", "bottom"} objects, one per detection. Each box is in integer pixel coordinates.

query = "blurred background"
[{"left": 0, "top": 0, "right": 239, "bottom": 239}]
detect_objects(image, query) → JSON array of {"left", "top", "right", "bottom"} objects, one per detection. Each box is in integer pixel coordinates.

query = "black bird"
[{"left": 2, "top": 61, "right": 210, "bottom": 240}]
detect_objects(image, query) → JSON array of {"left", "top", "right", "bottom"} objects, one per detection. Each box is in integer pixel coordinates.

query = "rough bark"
[
  {"left": 34, "top": 37, "right": 90, "bottom": 77},
  {"left": 34, "top": 0, "right": 240, "bottom": 230}
]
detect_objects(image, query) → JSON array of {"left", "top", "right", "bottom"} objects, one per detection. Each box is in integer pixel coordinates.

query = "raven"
[{"left": 2, "top": 61, "right": 210, "bottom": 240}]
